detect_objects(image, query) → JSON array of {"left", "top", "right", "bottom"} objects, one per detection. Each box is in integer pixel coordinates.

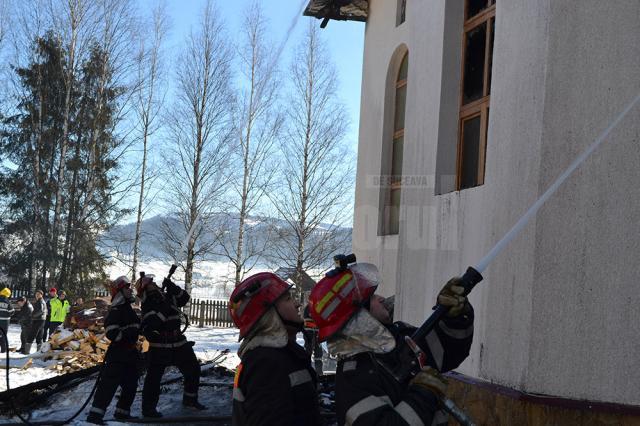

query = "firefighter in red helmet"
[
  {"left": 308, "top": 259, "right": 474, "bottom": 426},
  {"left": 229, "top": 272, "right": 322, "bottom": 426},
  {"left": 87, "top": 276, "right": 141, "bottom": 425}
]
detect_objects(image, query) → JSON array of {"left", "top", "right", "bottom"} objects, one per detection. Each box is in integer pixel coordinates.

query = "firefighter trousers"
[
  {"left": 90, "top": 360, "right": 139, "bottom": 417},
  {"left": 142, "top": 343, "right": 200, "bottom": 412}
]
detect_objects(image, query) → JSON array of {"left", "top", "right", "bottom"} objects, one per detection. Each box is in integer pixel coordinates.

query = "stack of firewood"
[{"left": 41, "top": 328, "right": 146, "bottom": 374}]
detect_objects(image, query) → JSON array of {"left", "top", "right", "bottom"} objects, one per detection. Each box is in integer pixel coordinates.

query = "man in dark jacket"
[
  {"left": 0, "top": 287, "right": 14, "bottom": 353},
  {"left": 137, "top": 275, "right": 204, "bottom": 418},
  {"left": 229, "top": 273, "right": 322, "bottom": 426},
  {"left": 87, "top": 276, "right": 141, "bottom": 425},
  {"left": 26, "top": 290, "right": 47, "bottom": 354},
  {"left": 15, "top": 297, "right": 33, "bottom": 354},
  {"left": 43, "top": 287, "right": 57, "bottom": 341},
  {"left": 309, "top": 263, "right": 474, "bottom": 426}
]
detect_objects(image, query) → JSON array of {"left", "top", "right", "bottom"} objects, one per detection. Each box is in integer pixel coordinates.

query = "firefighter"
[
  {"left": 87, "top": 276, "right": 141, "bottom": 425},
  {"left": 229, "top": 273, "right": 322, "bottom": 426},
  {"left": 302, "top": 305, "right": 323, "bottom": 374},
  {"left": 308, "top": 263, "right": 474, "bottom": 426},
  {"left": 26, "top": 290, "right": 47, "bottom": 353},
  {"left": 138, "top": 274, "right": 205, "bottom": 418},
  {"left": 15, "top": 296, "right": 33, "bottom": 354},
  {"left": 0, "top": 287, "right": 14, "bottom": 353}
]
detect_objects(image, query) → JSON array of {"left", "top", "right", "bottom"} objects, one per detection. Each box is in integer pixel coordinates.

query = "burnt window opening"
[
  {"left": 457, "top": 0, "right": 495, "bottom": 190},
  {"left": 396, "top": 0, "right": 407, "bottom": 26},
  {"left": 381, "top": 52, "right": 408, "bottom": 236}
]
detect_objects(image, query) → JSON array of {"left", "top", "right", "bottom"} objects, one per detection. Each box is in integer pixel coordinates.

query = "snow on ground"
[
  {"left": 185, "top": 326, "right": 240, "bottom": 370},
  {"left": 0, "top": 324, "right": 241, "bottom": 425},
  {"left": 0, "top": 324, "right": 59, "bottom": 392},
  {"left": 0, "top": 324, "right": 241, "bottom": 393}
]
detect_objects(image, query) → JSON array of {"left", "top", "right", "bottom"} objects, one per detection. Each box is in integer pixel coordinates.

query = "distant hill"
[{"left": 100, "top": 213, "right": 352, "bottom": 269}]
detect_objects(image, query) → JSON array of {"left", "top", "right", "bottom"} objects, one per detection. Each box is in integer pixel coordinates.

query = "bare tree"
[
  {"left": 216, "top": 2, "right": 283, "bottom": 288},
  {"left": 270, "top": 23, "right": 354, "bottom": 301},
  {"left": 0, "top": 0, "right": 7, "bottom": 55},
  {"left": 130, "top": 3, "right": 168, "bottom": 283},
  {"left": 160, "top": 0, "right": 233, "bottom": 303}
]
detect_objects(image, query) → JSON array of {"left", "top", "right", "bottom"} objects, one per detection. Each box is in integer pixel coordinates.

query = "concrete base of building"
[{"left": 445, "top": 372, "right": 640, "bottom": 426}]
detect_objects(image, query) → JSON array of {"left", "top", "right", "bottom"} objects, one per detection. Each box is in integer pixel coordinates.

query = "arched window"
[{"left": 381, "top": 52, "right": 408, "bottom": 235}]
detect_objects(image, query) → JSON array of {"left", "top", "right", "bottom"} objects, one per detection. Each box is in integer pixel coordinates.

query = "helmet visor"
[{"left": 350, "top": 263, "right": 382, "bottom": 300}]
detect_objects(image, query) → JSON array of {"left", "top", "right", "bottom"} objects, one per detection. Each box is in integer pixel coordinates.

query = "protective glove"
[
  {"left": 409, "top": 366, "right": 448, "bottom": 398},
  {"left": 437, "top": 277, "right": 468, "bottom": 317},
  {"left": 163, "top": 278, "right": 180, "bottom": 296}
]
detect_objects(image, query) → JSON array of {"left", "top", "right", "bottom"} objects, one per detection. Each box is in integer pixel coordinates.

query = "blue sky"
[{"left": 150, "top": 0, "right": 365, "bottom": 149}]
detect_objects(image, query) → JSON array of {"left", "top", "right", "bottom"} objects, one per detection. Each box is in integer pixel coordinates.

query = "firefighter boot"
[
  {"left": 86, "top": 412, "right": 105, "bottom": 425},
  {"left": 22, "top": 344, "right": 31, "bottom": 355},
  {"left": 183, "top": 396, "right": 207, "bottom": 410},
  {"left": 36, "top": 343, "right": 41, "bottom": 352},
  {"left": 114, "top": 412, "right": 138, "bottom": 421},
  {"left": 142, "top": 409, "right": 163, "bottom": 418}
]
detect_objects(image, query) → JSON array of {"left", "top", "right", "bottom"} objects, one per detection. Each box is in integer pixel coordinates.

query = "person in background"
[
  {"left": 74, "top": 297, "right": 84, "bottom": 307},
  {"left": 15, "top": 296, "right": 33, "bottom": 354},
  {"left": 49, "top": 289, "right": 70, "bottom": 337},
  {"left": 26, "top": 290, "right": 48, "bottom": 353},
  {"left": 0, "top": 287, "right": 14, "bottom": 353},
  {"left": 43, "top": 287, "right": 56, "bottom": 341}
]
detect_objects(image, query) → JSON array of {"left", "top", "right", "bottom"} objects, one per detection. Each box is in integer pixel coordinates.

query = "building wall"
[{"left": 352, "top": 0, "right": 640, "bottom": 406}]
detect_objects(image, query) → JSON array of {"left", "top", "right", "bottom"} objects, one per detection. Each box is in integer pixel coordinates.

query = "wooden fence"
[
  {"left": 188, "top": 298, "right": 234, "bottom": 328},
  {"left": 5, "top": 287, "right": 110, "bottom": 299},
  {"left": 5, "top": 286, "right": 234, "bottom": 329}
]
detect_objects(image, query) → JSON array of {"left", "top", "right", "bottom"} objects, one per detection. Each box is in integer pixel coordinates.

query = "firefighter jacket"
[
  {"left": 17, "top": 301, "right": 33, "bottom": 327},
  {"left": 0, "top": 296, "right": 14, "bottom": 330},
  {"left": 50, "top": 297, "right": 70, "bottom": 323},
  {"left": 104, "top": 293, "right": 141, "bottom": 363},
  {"left": 32, "top": 298, "right": 47, "bottom": 321},
  {"left": 233, "top": 343, "right": 322, "bottom": 426},
  {"left": 140, "top": 282, "right": 190, "bottom": 357},
  {"left": 330, "top": 306, "right": 474, "bottom": 426}
]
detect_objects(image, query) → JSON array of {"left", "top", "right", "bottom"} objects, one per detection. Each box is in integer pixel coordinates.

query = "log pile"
[
  {"left": 66, "top": 298, "right": 110, "bottom": 330},
  {"left": 42, "top": 328, "right": 147, "bottom": 374}
]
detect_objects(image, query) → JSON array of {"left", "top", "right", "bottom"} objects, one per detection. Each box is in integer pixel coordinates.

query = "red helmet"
[
  {"left": 135, "top": 274, "right": 157, "bottom": 297},
  {"left": 110, "top": 276, "right": 131, "bottom": 298},
  {"left": 229, "top": 272, "right": 293, "bottom": 339},
  {"left": 308, "top": 263, "right": 381, "bottom": 342}
]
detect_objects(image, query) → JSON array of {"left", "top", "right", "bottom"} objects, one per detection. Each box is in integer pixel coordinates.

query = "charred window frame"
[
  {"left": 381, "top": 53, "right": 408, "bottom": 236},
  {"left": 396, "top": 0, "right": 407, "bottom": 26},
  {"left": 457, "top": 0, "right": 495, "bottom": 190}
]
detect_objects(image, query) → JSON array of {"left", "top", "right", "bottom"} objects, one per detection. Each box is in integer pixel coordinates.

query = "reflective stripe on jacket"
[
  {"left": 232, "top": 342, "right": 322, "bottom": 426},
  {"left": 0, "top": 296, "right": 14, "bottom": 328},
  {"left": 335, "top": 309, "right": 475, "bottom": 426}
]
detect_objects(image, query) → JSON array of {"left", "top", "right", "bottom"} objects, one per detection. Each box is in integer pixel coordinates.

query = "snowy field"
[{"left": 106, "top": 258, "right": 326, "bottom": 300}]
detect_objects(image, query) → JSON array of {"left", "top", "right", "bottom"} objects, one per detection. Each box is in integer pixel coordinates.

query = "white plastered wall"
[{"left": 352, "top": 0, "right": 640, "bottom": 406}]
